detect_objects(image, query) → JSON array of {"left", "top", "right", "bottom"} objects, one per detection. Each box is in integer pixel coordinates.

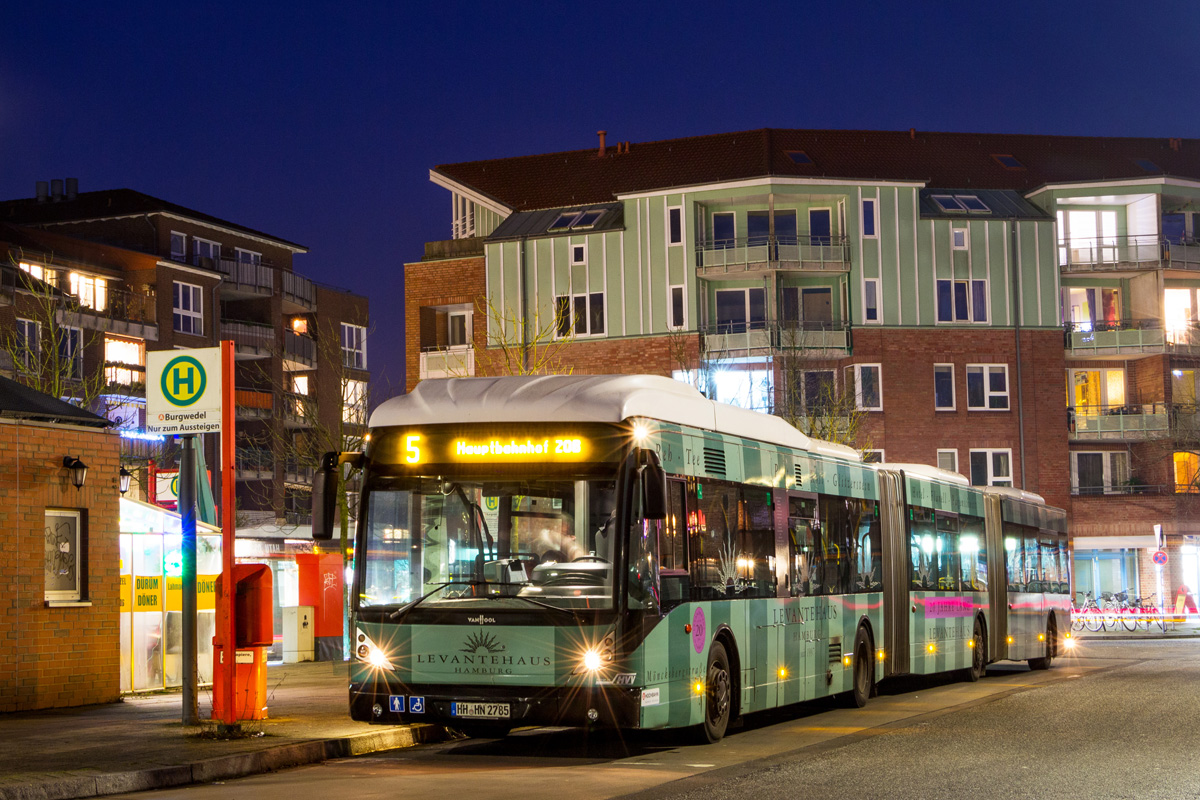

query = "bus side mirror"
[
  {"left": 641, "top": 449, "right": 667, "bottom": 520},
  {"left": 311, "top": 451, "right": 339, "bottom": 540}
]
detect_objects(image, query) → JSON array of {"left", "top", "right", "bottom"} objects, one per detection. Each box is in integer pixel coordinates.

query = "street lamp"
[
  {"left": 62, "top": 456, "right": 88, "bottom": 490},
  {"left": 119, "top": 466, "right": 133, "bottom": 495}
]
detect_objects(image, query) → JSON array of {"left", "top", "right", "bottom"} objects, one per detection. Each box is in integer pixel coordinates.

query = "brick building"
[
  {"left": 407, "top": 128, "right": 1200, "bottom": 606},
  {"left": 0, "top": 375, "right": 119, "bottom": 711}
]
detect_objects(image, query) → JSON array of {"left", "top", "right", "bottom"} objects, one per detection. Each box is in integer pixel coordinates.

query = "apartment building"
[
  {"left": 406, "top": 128, "right": 1200, "bottom": 605},
  {"left": 0, "top": 182, "right": 369, "bottom": 532}
]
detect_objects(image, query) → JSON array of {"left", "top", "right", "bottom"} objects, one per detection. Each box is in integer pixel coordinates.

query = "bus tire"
[
  {"left": 1028, "top": 618, "right": 1055, "bottom": 671},
  {"left": 849, "top": 627, "right": 873, "bottom": 707},
  {"left": 700, "top": 641, "right": 732, "bottom": 743},
  {"left": 965, "top": 617, "right": 986, "bottom": 682}
]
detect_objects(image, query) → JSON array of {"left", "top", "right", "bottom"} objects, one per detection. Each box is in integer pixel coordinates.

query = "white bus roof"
[
  {"left": 372, "top": 375, "right": 860, "bottom": 461},
  {"left": 980, "top": 485, "right": 1047, "bottom": 505},
  {"left": 875, "top": 462, "right": 971, "bottom": 486}
]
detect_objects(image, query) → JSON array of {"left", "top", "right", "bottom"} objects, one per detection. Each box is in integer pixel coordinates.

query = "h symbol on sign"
[{"left": 172, "top": 366, "right": 195, "bottom": 395}]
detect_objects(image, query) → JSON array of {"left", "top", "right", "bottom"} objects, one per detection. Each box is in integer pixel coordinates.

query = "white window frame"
[
  {"left": 847, "top": 363, "right": 882, "bottom": 411},
  {"left": 669, "top": 285, "right": 686, "bottom": 330},
  {"left": 864, "top": 278, "right": 881, "bottom": 324},
  {"left": 44, "top": 509, "right": 83, "bottom": 603},
  {"left": 1071, "top": 450, "right": 1130, "bottom": 495},
  {"left": 667, "top": 206, "right": 683, "bottom": 246},
  {"left": 447, "top": 310, "right": 471, "bottom": 347},
  {"left": 570, "top": 242, "right": 587, "bottom": 266},
  {"left": 169, "top": 231, "right": 187, "bottom": 262},
  {"left": 342, "top": 379, "right": 367, "bottom": 425},
  {"left": 172, "top": 281, "right": 204, "bottom": 336},
  {"left": 936, "top": 278, "right": 989, "bottom": 324},
  {"left": 861, "top": 198, "right": 878, "bottom": 238},
  {"left": 18, "top": 261, "right": 58, "bottom": 287},
  {"left": 969, "top": 448, "right": 1013, "bottom": 487},
  {"left": 192, "top": 237, "right": 221, "bottom": 265},
  {"left": 937, "top": 449, "right": 959, "bottom": 473},
  {"left": 714, "top": 287, "right": 767, "bottom": 332},
  {"left": 712, "top": 211, "right": 735, "bottom": 245},
  {"left": 934, "top": 363, "right": 956, "bottom": 410},
  {"left": 341, "top": 323, "right": 368, "bottom": 369},
  {"left": 103, "top": 335, "right": 145, "bottom": 386},
  {"left": 952, "top": 226, "right": 969, "bottom": 250},
  {"left": 966, "top": 364, "right": 1009, "bottom": 411},
  {"left": 60, "top": 326, "right": 83, "bottom": 380},
  {"left": 68, "top": 272, "right": 107, "bottom": 311},
  {"left": 235, "top": 248, "right": 261, "bottom": 265},
  {"left": 862, "top": 450, "right": 884, "bottom": 464},
  {"left": 555, "top": 292, "right": 606, "bottom": 338},
  {"left": 15, "top": 318, "right": 39, "bottom": 370}
]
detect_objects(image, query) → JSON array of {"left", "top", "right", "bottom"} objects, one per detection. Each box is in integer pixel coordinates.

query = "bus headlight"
[
  {"left": 574, "top": 632, "right": 615, "bottom": 675},
  {"left": 355, "top": 629, "right": 395, "bottom": 670}
]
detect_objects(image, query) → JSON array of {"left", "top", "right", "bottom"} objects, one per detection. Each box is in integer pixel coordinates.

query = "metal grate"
[
  {"left": 703, "top": 445, "right": 726, "bottom": 477},
  {"left": 827, "top": 638, "right": 842, "bottom": 664}
]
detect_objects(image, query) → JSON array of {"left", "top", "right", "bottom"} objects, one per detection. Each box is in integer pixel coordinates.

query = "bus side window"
[
  {"left": 788, "top": 495, "right": 818, "bottom": 597},
  {"left": 1004, "top": 527, "right": 1025, "bottom": 592},
  {"left": 910, "top": 508, "right": 937, "bottom": 590},
  {"left": 659, "top": 480, "right": 690, "bottom": 612},
  {"left": 737, "top": 489, "right": 776, "bottom": 598},
  {"left": 854, "top": 501, "right": 883, "bottom": 592}
]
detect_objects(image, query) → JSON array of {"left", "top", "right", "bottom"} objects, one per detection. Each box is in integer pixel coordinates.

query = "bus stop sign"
[{"left": 1153, "top": 550, "right": 1169, "bottom": 566}]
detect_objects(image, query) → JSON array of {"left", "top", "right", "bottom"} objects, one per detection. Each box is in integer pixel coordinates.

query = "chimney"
[
  {"left": 35, "top": 181, "right": 48, "bottom": 203},
  {"left": 65, "top": 177, "right": 78, "bottom": 199},
  {"left": 50, "top": 179, "right": 63, "bottom": 201},
  {"left": 910, "top": 128, "right": 916, "bottom": 140},
  {"left": 597, "top": 130, "right": 607, "bottom": 157}
]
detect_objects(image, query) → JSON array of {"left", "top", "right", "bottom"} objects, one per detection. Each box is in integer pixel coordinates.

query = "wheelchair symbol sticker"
[
  {"left": 389, "top": 695, "right": 405, "bottom": 713},
  {"left": 409, "top": 696, "right": 425, "bottom": 713}
]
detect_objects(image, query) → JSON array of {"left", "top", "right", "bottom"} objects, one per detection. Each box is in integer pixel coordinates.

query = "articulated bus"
[{"left": 312, "top": 375, "right": 1070, "bottom": 742}]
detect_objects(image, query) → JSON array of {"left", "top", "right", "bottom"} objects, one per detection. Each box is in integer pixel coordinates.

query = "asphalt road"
[{"left": 113, "top": 640, "right": 1198, "bottom": 800}]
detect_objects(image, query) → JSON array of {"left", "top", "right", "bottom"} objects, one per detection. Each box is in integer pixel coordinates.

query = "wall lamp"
[
  {"left": 62, "top": 456, "right": 88, "bottom": 490},
  {"left": 119, "top": 466, "right": 133, "bottom": 495}
]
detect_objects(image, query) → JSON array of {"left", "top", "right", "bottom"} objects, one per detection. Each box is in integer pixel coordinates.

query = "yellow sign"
[
  {"left": 165, "top": 574, "right": 218, "bottom": 611},
  {"left": 133, "top": 575, "right": 162, "bottom": 611}
]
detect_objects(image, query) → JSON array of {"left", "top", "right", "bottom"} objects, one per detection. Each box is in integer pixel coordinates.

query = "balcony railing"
[
  {"left": 701, "top": 322, "right": 852, "bottom": 357},
  {"left": 696, "top": 235, "right": 851, "bottom": 276},
  {"left": 283, "top": 330, "right": 316, "bottom": 370},
  {"left": 216, "top": 257, "right": 274, "bottom": 295},
  {"left": 1059, "top": 235, "right": 1200, "bottom": 273},
  {"left": 71, "top": 286, "right": 159, "bottom": 339},
  {"left": 1064, "top": 320, "right": 1200, "bottom": 357},
  {"left": 281, "top": 270, "right": 315, "bottom": 311},
  {"left": 419, "top": 345, "right": 474, "bottom": 379},
  {"left": 284, "top": 460, "right": 314, "bottom": 486},
  {"left": 220, "top": 319, "right": 275, "bottom": 357},
  {"left": 235, "top": 448, "right": 274, "bottom": 478},
  {"left": 279, "top": 392, "right": 315, "bottom": 427},
  {"left": 235, "top": 389, "right": 273, "bottom": 421}
]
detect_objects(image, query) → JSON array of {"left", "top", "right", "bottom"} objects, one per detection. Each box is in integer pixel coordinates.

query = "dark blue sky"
[{"left": 4, "top": 2, "right": 1198, "bottom": 394}]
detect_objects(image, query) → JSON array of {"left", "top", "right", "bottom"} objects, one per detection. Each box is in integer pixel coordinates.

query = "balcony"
[
  {"left": 216, "top": 257, "right": 274, "bottom": 299},
  {"left": 220, "top": 319, "right": 275, "bottom": 360},
  {"left": 283, "top": 330, "right": 316, "bottom": 371},
  {"left": 235, "top": 448, "right": 274, "bottom": 480},
  {"left": 419, "top": 346, "right": 474, "bottom": 379},
  {"left": 701, "top": 322, "right": 852, "bottom": 359},
  {"left": 235, "top": 389, "right": 273, "bottom": 421},
  {"left": 281, "top": 270, "right": 315, "bottom": 313},
  {"left": 1064, "top": 320, "right": 1200, "bottom": 358},
  {"left": 1069, "top": 403, "right": 1170, "bottom": 441},
  {"left": 71, "top": 286, "right": 159, "bottom": 341},
  {"left": 278, "top": 391, "right": 315, "bottom": 428},
  {"left": 1059, "top": 235, "right": 1200, "bottom": 274},
  {"left": 696, "top": 236, "right": 851, "bottom": 278},
  {"left": 284, "top": 460, "right": 314, "bottom": 487}
]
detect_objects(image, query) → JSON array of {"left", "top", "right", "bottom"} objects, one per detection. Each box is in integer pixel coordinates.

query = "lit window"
[
  {"left": 291, "top": 317, "right": 309, "bottom": 335},
  {"left": 341, "top": 323, "right": 368, "bottom": 369},
  {"left": 69, "top": 272, "right": 107, "bottom": 311},
  {"left": 555, "top": 293, "right": 605, "bottom": 337},
  {"left": 293, "top": 375, "right": 309, "bottom": 395},
  {"left": 1174, "top": 452, "right": 1200, "bottom": 493},
  {"left": 343, "top": 379, "right": 367, "bottom": 424},
  {"left": 104, "top": 335, "right": 145, "bottom": 386},
  {"left": 173, "top": 282, "right": 203, "bottom": 335},
  {"left": 934, "top": 364, "right": 955, "bottom": 410},
  {"left": 44, "top": 510, "right": 84, "bottom": 602},
  {"left": 18, "top": 261, "right": 58, "bottom": 287},
  {"left": 966, "top": 364, "right": 1009, "bottom": 410},
  {"left": 969, "top": 449, "right": 1012, "bottom": 487}
]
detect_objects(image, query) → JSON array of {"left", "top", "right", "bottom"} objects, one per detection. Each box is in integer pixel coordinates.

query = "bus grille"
[
  {"left": 827, "top": 638, "right": 842, "bottom": 664},
  {"left": 703, "top": 446, "right": 726, "bottom": 477}
]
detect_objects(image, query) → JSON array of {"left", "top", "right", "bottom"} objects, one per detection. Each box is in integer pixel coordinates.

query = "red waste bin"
[{"left": 212, "top": 564, "right": 272, "bottom": 721}]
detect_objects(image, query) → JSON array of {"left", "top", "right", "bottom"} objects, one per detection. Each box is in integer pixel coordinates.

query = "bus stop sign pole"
[{"left": 219, "top": 341, "right": 237, "bottom": 726}]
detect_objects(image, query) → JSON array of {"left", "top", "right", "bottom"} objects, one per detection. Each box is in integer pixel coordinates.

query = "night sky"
[{"left": 4, "top": 2, "right": 1198, "bottom": 397}]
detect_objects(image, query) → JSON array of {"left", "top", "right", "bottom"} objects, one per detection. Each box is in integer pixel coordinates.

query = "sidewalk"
[{"left": 0, "top": 660, "right": 445, "bottom": 800}]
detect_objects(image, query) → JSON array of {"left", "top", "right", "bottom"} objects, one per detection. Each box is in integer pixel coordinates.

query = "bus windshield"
[{"left": 359, "top": 476, "right": 619, "bottom": 612}]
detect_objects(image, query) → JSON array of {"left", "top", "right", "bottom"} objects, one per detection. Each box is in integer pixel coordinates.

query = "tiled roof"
[
  {"left": 0, "top": 189, "right": 307, "bottom": 251},
  {"left": 433, "top": 128, "right": 1200, "bottom": 211}
]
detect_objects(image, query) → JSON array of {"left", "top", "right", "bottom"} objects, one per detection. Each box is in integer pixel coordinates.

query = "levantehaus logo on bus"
[{"left": 414, "top": 631, "right": 552, "bottom": 675}]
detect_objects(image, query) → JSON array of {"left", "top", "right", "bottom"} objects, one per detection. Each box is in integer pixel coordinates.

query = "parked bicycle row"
[{"left": 1071, "top": 590, "right": 1168, "bottom": 632}]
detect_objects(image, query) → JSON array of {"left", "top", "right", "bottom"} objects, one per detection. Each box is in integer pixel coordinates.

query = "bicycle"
[
  {"left": 1132, "top": 593, "right": 1166, "bottom": 632},
  {"left": 1073, "top": 591, "right": 1103, "bottom": 632}
]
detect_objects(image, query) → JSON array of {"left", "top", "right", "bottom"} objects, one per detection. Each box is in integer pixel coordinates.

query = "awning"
[{"left": 1072, "top": 535, "right": 1158, "bottom": 551}]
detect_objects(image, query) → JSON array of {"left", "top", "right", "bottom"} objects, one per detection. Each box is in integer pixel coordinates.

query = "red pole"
[{"left": 220, "top": 340, "right": 237, "bottom": 725}]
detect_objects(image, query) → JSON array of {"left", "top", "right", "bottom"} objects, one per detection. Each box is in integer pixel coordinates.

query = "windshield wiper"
[
  {"left": 485, "top": 589, "right": 577, "bottom": 615},
  {"left": 388, "top": 580, "right": 486, "bottom": 622}
]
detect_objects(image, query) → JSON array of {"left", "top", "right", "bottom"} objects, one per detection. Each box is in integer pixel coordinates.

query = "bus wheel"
[
  {"left": 1028, "top": 619, "right": 1055, "bottom": 671},
  {"left": 966, "top": 618, "right": 986, "bottom": 682},
  {"left": 850, "top": 628, "right": 873, "bottom": 707},
  {"left": 701, "top": 641, "right": 731, "bottom": 743}
]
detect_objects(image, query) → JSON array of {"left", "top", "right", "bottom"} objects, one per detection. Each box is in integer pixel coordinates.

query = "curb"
[{"left": 0, "top": 724, "right": 447, "bottom": 800}]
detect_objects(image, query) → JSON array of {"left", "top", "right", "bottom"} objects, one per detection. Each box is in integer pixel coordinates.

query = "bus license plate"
[{"left": 452, "top": 701, "right": 510, "bottom": 719}]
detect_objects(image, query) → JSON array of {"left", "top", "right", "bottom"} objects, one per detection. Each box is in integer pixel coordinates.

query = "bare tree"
[
  {"left": 773, "top": 326, "right": 873, "bottom": 454},
  {"left": 435, "top": 295, "right": 576, "bottom": 378}
]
